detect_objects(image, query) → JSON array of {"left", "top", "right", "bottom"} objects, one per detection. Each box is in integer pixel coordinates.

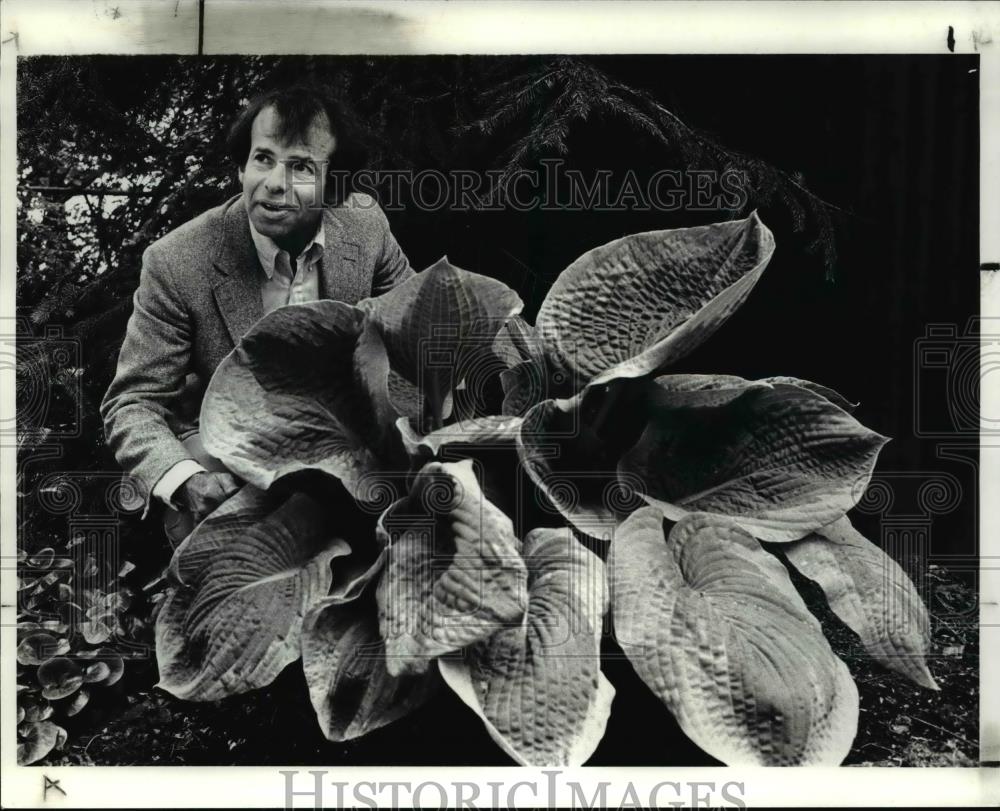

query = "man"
[{"left": 101, "top": 84, "right": 414, "bottom": 529}]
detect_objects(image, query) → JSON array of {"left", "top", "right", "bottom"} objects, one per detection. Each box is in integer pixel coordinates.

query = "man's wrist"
[{"left": 153, "top": 459, "right": 208, "bottom": 510}]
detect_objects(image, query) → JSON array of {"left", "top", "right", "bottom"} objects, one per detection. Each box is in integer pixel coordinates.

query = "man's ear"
[{"left": 237, "top": 166, "right": 244, "bottom": 185}]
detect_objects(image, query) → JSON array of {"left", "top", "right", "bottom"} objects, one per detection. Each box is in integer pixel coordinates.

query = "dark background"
[{"left": 16, "top": 55, "right": 980, "bottom": 766}]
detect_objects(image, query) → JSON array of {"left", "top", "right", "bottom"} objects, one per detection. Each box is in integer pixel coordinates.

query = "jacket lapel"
[
  {"left": 212, "top": 196, "right": 264, "bottom": 346},
  {"left": 319, "top": 206, "right": 364, "bottom": 304}
]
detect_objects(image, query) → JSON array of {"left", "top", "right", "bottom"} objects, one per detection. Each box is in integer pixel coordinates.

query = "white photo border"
[{"left": 2, "top": 1, "right": 998, "bottom": 807}]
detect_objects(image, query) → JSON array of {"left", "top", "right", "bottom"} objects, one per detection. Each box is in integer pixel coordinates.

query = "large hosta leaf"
[
  {"left": 620, "top": 376, "right": 888, "bottom": 542},
  {"left": 302, "top": 594, "right": 439, "bottom": 742},
  {"left": 362, "top": 257, "right": 523, "bottom": 429},
  {"left": 536, "top": 213, "right": 774, "bottom": 388},
  {"left": 202, "top": 301, "right": 382, "bottom": 500},
  {"left": 783, "top": 517, "right": 938, "bottom": 689},
  {"left": 156, "top": 485, "right": 349, "bottom": 701},
  {"left": 611, "top": 509, "right": 859, "bottom": 765},
  {"left": 238, "top": 300, "right": 364, "bottom": 402},
  {"left": 440, "top": 528, "right": 614, "bottom": 766},
  {"left": 376, "top": 459, "right": 528, "bottom": 675}
]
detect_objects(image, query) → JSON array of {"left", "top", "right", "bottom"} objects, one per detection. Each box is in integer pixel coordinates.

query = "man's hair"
[{"left": 226, "top": 82, "right": 368, "bottom": 204}]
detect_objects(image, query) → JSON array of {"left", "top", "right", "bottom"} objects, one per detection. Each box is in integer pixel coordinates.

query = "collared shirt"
[
  {"left": 248, "top": 215, "right": 326, "bottom": 314},
  {"left": 152, "top": 215, "right": 326, "bottom": 508}
]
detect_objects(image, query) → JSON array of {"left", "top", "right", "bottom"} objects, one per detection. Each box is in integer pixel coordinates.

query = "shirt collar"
[{"left": 247, "top": 214, "right": 326, "bottom": 279}]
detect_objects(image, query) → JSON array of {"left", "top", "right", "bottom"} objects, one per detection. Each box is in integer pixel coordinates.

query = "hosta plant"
[{"left": 155, "top": 212, "right": 937, "bottom": 766}]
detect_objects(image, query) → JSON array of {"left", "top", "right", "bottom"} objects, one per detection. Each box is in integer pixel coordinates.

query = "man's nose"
[{"left": 264, "top": 162, "right": 288, "bottom": 195}]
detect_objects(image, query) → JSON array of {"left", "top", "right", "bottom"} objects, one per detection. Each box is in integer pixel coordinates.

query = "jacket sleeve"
[
  {"left": 100, "top": 245, "right": 198, "bottom": 517},
  {"left": 369, "top": 203, "right": 415, "bottom": 295}
]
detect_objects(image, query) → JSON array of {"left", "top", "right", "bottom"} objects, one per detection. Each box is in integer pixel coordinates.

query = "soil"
[{"left": 38, "top": 564, "right": 978, "bottom": 768}]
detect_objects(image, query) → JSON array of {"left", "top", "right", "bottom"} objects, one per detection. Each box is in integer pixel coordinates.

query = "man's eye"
[
  {"left": 254, "top": 153, "right": 272, "bottom": 166},
  {"left": 291, "top": 161, "right": 314, "bottom": 176}
]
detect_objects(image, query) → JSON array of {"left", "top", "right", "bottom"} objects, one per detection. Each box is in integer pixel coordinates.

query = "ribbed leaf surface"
[
  {"left": 536, "top": 213, "right": 774, "bottom": 387},
  {"left": 376, "top": 459, "right": 528, "bottom": 675},
  {"left": 611, "top": 509, "right": 859, "bottom": 765},
  {"left": 440, "top": 528, "right": 613, "bottom": 766},
  {"left": 302, "top": 595, "right": 439, "bottom": 742},
  {"left": 155, "top": 486, "right": 348, "bottom": 701},
  {"left": 202, "top": 301, "right": 382, "bottom": 499},
  {"left": 363, "top": 257, "right": 523, "bottom": 428},
  {"left": 621, "top": 376, "right": 888, "bottom": 542}
]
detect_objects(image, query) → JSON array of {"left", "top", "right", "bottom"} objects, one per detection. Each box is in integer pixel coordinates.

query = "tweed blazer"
[{"left": 100, "top": 192, "right": 414, "bottom": 509}]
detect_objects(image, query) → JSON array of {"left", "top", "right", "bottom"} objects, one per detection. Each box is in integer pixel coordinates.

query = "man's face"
[{"left": 239, "top": 105, "right": 336, "bottom": 246}]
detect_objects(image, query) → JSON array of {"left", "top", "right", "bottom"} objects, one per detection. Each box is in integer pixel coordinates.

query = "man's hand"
[{"left": 178, "top": 471, "right": 241, "bottom": 522}]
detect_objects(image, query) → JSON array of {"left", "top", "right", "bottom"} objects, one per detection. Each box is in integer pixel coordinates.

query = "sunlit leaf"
[
  {"left": 27, "top": 547, "right": 56, "bottom": 568},
  {"left": 81, "top": 614, "right": 114, "bottom": 645},
  {"left": 17, "top": 632, "right": 69, "bottom": 666},
  {"left": 21, "top": 697, "right": 54, "bottom": 722},
  {"left": 376, "top": 459, "right": 528, "bottom": 675},
  {"left": 17, "top": 720, "right": 66, "bottom": 765},
  {"left": 95, "top": 649, "right": 126, "bottom": 687},
  {"left": 155, "top": 485, "right": 350, "bottom": 701},
  {"left": 783, "top": 516, "right": 938, "bottom": 689},
  {"left": 611, "top": 509, "right": 859, "bottom": 765},
  {"left": 83, "top": 661, "right": 112, "bottom": 684},
  {"left": 536, "top": 213, "right": 774, "bottom": 388},
  {"left": 38, "top": 619, "right": 69, "bottom": 635},
  {"left": 65, "top": 688, "right": 90, "bottom": 716},
  {"left": 440, "top": 528, "right": 613, "bottom": 766},
  {"left": 38, "top": 657, "right": 84, "bottom": 700}
]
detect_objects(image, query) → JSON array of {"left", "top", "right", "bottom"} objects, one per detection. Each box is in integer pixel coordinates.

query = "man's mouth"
[{"left": 258, "top": 201, "right": 295, "bottom": 212}]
